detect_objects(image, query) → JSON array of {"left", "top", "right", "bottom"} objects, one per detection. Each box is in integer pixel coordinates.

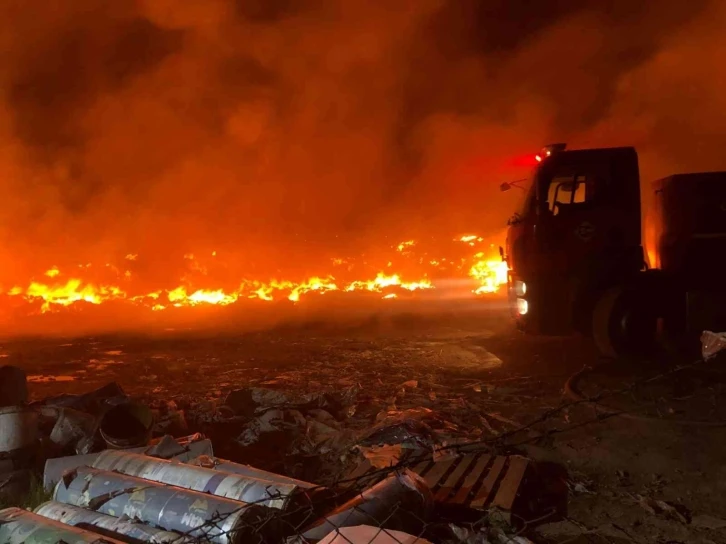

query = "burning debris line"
[{"left": 0, "top": 235, "right": 508, "bottom": 315}]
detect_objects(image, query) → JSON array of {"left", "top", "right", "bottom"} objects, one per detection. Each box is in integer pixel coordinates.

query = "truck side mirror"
[{"left": 500, "top": 182, "right": 511, "bottom": 192}]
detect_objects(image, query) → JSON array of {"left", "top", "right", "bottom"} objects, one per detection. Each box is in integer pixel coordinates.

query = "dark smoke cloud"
[{"left": 0, "top": 0, "right": 723, "bottom": 285}]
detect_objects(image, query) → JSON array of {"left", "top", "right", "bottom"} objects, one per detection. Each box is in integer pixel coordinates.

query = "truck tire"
[
  {"left": 591, "top": 279, "right": 663, "bottom": 359},
  {"left": 592, "top": 286, "right": 625, "bottom": 359}
]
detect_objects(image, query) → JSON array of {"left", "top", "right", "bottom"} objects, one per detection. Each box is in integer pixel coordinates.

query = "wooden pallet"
[{"left": 342, "top": 452, "right": 531, "bottom": 519}]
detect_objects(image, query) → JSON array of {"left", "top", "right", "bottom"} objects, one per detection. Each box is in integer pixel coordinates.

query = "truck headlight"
[
  {"left": 514, "top": 281, "right": 526, "bottom": 297},
  {"left": 516, "top": 298, "right": 528, "bottom": 315}
]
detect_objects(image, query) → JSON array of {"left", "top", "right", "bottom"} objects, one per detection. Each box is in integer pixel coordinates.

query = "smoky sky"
[{"left": 0, "top": 0, "right": 724, "bottom": 283}]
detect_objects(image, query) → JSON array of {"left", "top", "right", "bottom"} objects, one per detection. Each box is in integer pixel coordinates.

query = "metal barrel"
[
  {"left": 53, "top": 466, "right": 285, "bottom": 544},
  {"left": 35, "top": 501, "right": 196, "bottom": 544},
  {"left": 0, "top": 506, "right": 125, "bottom": 544},
  {"left": 93, "top": 449, "right": 306, "bottom": 511},
  {"left": 43, "top": 452, "right": 106, "bottom": 491},
  {"left": 99, "top": 403, "right": 154, "bottom": 449},
  {"left": 300, "top": 469, "right": 434, "bottom": 542},
  {"left": 193, "top": 456, "right": 317, "bottom": 489},
  {"left": 0, "top": 405, "right": 38, "bottom": 455}
]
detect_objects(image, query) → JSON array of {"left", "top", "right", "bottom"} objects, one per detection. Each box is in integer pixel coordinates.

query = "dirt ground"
[{"left": 2, "top": 301, "right": 726, "bottom": 544}]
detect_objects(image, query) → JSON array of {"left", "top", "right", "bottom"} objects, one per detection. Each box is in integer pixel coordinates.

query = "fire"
[
  {"left": 168, "top": 287, "right": 238, "bottom": 307},
  {"left": 3, "top": 233, "right": 509, "bottom": 314},
  {"left": 344, "top": 273, "right": 432, "bottom": 293},
  {"left": 21, "top": 280, "right": 126, "bottom": 313},
  {"left": 470, "top": 259, "right": 509, "bottom": 294}
]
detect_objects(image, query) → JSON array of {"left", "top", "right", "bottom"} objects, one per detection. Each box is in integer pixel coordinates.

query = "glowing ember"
[{"left": 397, "top": 240, "right": 415, "bottom": 252}]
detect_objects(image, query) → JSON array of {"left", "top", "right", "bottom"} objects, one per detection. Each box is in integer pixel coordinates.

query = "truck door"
[{"left": 539, "top": 171, "right": 601, "bottom": 264}]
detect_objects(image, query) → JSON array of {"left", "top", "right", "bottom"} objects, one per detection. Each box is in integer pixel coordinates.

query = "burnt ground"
[{"left": 3, "top": 301, "right": 726, "bottom": 543}]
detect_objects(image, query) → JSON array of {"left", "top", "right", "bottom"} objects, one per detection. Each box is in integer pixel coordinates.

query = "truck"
[{"left": 502, "top": 143, "right": 726, "bottom": 358}]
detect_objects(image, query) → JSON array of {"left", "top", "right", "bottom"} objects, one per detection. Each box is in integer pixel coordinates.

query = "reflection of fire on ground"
[{"left": 0, "top": 234, "right": 508, "bottom": 314}]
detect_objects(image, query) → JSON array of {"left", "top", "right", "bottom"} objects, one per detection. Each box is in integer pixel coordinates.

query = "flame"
[
  {"left": 3, "top": 234, "right": 509, "bottom": 314},
  {"left": 344, "top": 273, "right": 431, "bottom": 293},
  {"left": 396, "top": 240, "right": 415, "bottom": 252},
  {"left": 23, "top": 280, "right": 126, "bottom": 312},
  {"left": 469, "top": 255, "right": 509, "bottom": 294},
  {"left": 168, "top": 287, "right": 238, "bottom": 307}
]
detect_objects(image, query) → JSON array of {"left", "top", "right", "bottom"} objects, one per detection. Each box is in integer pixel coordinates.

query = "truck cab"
[{"left": 504, "top": 144, "right": 645, "bottom": 336}]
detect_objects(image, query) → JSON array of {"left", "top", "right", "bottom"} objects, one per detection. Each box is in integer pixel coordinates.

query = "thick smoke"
[{"left": 0, "top": 0, "right": 723, "bottom": 285}]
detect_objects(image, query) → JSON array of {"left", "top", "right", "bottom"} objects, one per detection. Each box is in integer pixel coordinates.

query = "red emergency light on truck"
[{"left": 502, "top": 144, "right": 726, "bottom": 358}]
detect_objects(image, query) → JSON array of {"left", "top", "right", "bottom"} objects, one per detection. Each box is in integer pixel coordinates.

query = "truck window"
[{"left": 546, "top": 174, "right": 592, "bottom": 216}]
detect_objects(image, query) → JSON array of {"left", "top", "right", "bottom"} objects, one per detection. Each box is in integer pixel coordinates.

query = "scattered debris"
[
  {"left": 360, "top": 408, "right": 441, "bottom": 452},
  {"left": 358, "top": 444, "right": 404, "bottom": 469},
  {"left": 448, "top": 524, "right": 490, "bottom": 544},
  {"left": 299, "top": 470, "right": 433, "bottom": 542},
  {"left": 317, "top": 525, "right": 433, "bottom": 544},
  {"left": 701, "top": 330, "right": 726, "bottom": 360},
  {"left": 566, "top": 473, "right": 595, "bottom": 495},
  {"left": 224, "top": 387, "right": 358, "bottom": 421},
  {"left": 636, "top": 495, "right": 691, "bottom": 524},
  {"left": 46, "top": 407, "right": 97, "bottom": 454},
  {"left": 36, "top": 382, "right": 127, "bottom": 415}
]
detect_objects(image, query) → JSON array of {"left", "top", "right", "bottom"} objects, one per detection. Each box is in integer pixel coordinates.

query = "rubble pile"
[{"left": 0, "top": 364, "right": 544, "bottom": 543}]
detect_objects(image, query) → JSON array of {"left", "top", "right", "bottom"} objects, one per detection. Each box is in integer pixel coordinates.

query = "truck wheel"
[
  {"left": 592, "top": 285, "right": 660, "bottom": 359},
  {"left": 592, "top": 287, "right": 624, "bottom": 359}
]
